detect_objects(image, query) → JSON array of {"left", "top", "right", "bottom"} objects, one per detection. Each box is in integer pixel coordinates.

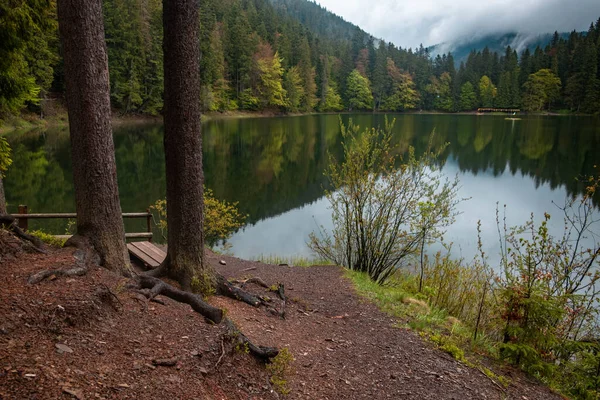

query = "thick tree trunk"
[
  {"left": 161, "top": 0, "right": 205, "bottom": 289},
  {"left": 57, "top": 0, "right": 129, "bottom": 274},
  {"left": 0, "top": 175, "right": 6, "bottom": 215}
]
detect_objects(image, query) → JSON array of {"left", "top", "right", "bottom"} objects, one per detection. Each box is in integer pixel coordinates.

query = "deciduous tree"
[
  {"left": 459, "top": 81, "right": 477, "bottom": 111},
  {"left": 522, "top": 69, "right": 561, "bottom": 111},
  {"left": 346, "top": 69, "right": 373, "bottom": 110}
]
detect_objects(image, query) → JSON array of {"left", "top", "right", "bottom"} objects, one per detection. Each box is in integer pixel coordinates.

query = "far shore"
[{"left": 0, "top": 108, "right": 591, "bottom": 134}]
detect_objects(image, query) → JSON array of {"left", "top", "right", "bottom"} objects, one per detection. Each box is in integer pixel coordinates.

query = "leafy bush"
[
  {"left": 309, "top": 118, "right": 462, "bottom": 284},
  {"left": 150, "top": 187, "right": 246, "bottom": 246}
]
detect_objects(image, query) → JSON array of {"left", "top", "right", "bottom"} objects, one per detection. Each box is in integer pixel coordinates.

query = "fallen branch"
[
  {"left": 225, "top": 318, "right": 279, "bottom": 360},
  {"left": 137, "top": 275, "right": 223, "bottom": 323}
]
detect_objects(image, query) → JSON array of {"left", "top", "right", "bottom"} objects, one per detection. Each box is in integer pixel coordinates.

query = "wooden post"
[
  {"left": 17, "top": 205, "right": 28, "bottom": 231},
  {"left": 146, "top": 209, "right": 153, "bottom": 243}
]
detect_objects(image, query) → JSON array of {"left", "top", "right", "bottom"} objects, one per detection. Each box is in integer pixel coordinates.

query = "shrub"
[
  {"left": 309, "top": 118, "right": 462, "bottom": 284},
  {"left": 150, "top": 187, "right": 246, "bottom": 246}
]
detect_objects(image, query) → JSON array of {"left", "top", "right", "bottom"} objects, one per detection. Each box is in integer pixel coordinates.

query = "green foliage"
[
  {"left": 309, "top": 118, "right": 460, "bottom": 284},
  {"left": 0, "top": 0, "right": 57, "bottom": 116},
  {"left": 522, "top": 69, "right": 562, "bottom": 111},
  {"left": 0, "top": 137, "right": 12, "bottom": 176},
  {"left": 319, "top": 84, "right": 344, "bottom": 112},
  {"left": 283, "top": 66, "right": 304, "bottom": 112},
  {"left": 344, "top": 171, "right": 600, "bottom": 399},
  {"left": 1, "top": 0, "right": 599, "bottom": 117},
  {"left": 459, "top": 82, "right": 477, "bottom": 111},
  {"left": 103, "top": 0, "right": 163, "bottom": 114},
  {"left": 190, "top": 270, "right": 216, "bottom": 297},
  {"left": 345, "top": 69, "right": 373, "bottom": 110},
  {"left": 381, "top": 58, "right": 419, "bottom": 111},
  {"left": 30, "top": 229, "right": 65, "bottom": 247},
  {"left": 266, "top": 347, "right": 294, "bottom": 395},
  {"left": 150, "top": 187, "right": 246, "bottom": 246},
  {"left": 478, "top": 75, "right": 497, "bottom": 108},
  {"left": 426, "top": 72, "right": 453, "bottom": 111}
]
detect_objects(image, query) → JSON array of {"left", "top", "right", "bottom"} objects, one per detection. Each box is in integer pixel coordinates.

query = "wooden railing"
[{"left": 11, "top": 205, "right": 153, "bottom": 241}]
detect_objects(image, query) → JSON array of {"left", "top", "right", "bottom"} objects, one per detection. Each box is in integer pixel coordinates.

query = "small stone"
[
  {"left": 117, "top": 383, "right": 130, "bottom": 389},
  {"left": 63, "top": 387, "right": 84, "bottom": 399},
  {"left": 55, "top": 343, "right": 74, "bottom": 354},
  {"left": 219, "top": 260, "right": 227, "bottom": 265},
  {"left": 199, "top": 367, "right": 208, "bottom": 376}
]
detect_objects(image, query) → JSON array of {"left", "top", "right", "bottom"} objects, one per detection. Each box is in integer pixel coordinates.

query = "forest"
[{"left": 1, "top": 0, "right": 600, "bottom": 118}]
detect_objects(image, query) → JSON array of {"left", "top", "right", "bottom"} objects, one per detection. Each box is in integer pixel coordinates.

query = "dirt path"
[
  {"left": 210, "top": 252, "right": 563, "bottom": 400},
  {"left": 0, "top": 246, "right": 563, "bottom": 399}
]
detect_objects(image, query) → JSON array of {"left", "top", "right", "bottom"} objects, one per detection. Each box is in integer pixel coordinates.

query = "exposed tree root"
[
  {"left": 0, "top": 215, "right": 46, "bottom": 253},
  {"left": 28, "top": 236, "right": 101, "bottom": 285},
  {"left": 137, "top": 275, "right": 223, "bottom": 323},
  {"left": 28, "top": 266, "right": 87, "bottom": 285},
  {"left": 238, "top": 277, "right": 270, "bottom": 289},
  {"left": 275, "top": 283, "right": 286, "bottom": 319},
  {"left": 224, "top": 318, "right": 279, "bottom": 360},
  {"left": 215, "top": 274, "right": 262, "bottom": 307}
]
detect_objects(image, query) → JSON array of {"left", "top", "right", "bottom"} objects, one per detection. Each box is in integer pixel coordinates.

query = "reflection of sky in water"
[{"left": 227, "top": 157, "right": 593, "bottom": 267}]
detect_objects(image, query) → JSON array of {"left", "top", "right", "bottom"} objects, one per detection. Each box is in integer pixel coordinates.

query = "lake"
[{"left": 4, "top": 114, "right": 600, "bottom": 265}]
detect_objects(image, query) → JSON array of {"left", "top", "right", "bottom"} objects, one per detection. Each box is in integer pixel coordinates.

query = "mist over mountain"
[{"left": 429, "top": 31, "right": 573, "bottom": 63}]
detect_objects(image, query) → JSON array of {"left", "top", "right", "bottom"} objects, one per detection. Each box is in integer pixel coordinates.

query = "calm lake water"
[{"left": 4, "top": 114, "right": 600, "bottom": 264}]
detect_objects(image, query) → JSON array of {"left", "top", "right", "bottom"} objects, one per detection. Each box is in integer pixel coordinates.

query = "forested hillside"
[{"left": 1, "top": 0, "right": 599, "bottom": 117}]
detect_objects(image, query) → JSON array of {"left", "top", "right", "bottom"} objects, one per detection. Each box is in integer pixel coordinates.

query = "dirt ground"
[{"left": 0, "top": 241, "right": 565, "bottom": 399}]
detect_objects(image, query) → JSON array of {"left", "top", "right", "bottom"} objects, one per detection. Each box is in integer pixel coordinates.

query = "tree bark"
[
  {"left": 160, "top": 0, "right": 205, "bottom": 289},
  {"left": 0, "top": 175, "right": 6, "bottom": 215},
  {"left": 57, "top": 0, "right": 129, "bottom": 274}
]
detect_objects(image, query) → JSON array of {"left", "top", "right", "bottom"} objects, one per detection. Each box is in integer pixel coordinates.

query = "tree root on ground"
[
  {"left": 27, "top": 236, "right": 100, "bottom": 285},
  {"left": 28, "top": 266, "right": 87, "bottom": 284},
  {"left": 215, "top": 274, "right": 262, "bottom": 307},
  {"left": 224, "top": 318, "right": 279, "bottom": 360},
  {"left": 136, "top": 273, "right": 281, "bottom": 361},
  {"left": 136, "top": 275, "right": 224, "bottom": 323},
  {"left": 0, "top": 215, "right": 46, "bottom": 254}
]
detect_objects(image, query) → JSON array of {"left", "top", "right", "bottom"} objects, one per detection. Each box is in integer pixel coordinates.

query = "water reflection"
[{"left": 4, "top": 114, "right": 600, "bottom": 261}]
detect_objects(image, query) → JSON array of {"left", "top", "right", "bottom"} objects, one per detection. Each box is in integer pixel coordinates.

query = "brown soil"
[{"left": 0, "top": 241, "right": 565, "bottom": 399}]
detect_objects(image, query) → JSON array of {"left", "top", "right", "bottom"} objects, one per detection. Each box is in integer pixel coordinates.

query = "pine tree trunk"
[
  {"left": 162, "top": 0, "right": 206, "bottom": 289},
  {"left": 57, "top": 0, "right": 129, "bottom": 273},
  {"left": 0, "top": 175, "right": 6, "bottom": 215}
]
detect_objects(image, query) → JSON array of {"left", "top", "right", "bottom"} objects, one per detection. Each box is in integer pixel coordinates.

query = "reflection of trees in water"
[{"left": 4, "top": 115, "right": 600, "bottom": 233}]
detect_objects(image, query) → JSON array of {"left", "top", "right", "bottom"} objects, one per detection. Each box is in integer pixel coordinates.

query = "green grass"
[
  {"left": 345, "top": 269, "right": 511, "bottom": 388},
  {"left": 252, "top": 254, "right": 330, "bottom": 267}
]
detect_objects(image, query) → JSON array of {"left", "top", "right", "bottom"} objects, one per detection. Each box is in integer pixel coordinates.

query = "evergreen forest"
[{"left": 2, "top": 0, "right": 600, "bottom": 118}]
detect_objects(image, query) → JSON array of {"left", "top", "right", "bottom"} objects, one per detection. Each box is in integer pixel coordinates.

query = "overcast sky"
[{"left": 315, "top": 0, "right": 600, "bottom": 50}]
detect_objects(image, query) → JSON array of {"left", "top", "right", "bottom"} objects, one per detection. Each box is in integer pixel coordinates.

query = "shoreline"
[{"left": 1, "top": 108, "right": 593, "bottom": 134}]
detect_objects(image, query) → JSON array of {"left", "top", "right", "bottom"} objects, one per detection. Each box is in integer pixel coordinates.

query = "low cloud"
[{"left": 316, "top": 0, "right": 600, "bottom": 49}]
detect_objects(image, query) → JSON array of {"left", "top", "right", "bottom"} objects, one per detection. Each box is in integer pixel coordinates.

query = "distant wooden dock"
[{"left": 477, "top": 108, "right": 520, "bottom": 113}]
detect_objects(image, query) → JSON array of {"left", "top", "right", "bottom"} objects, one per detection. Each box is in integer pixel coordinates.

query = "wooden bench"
[{"left": 127, "top": 241, "right": 166, "bottom": 269}]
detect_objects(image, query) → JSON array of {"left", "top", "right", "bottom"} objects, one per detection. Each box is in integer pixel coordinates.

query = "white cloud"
[{"left": 315, "top": 0, "right": 600, "bottom": 49}]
